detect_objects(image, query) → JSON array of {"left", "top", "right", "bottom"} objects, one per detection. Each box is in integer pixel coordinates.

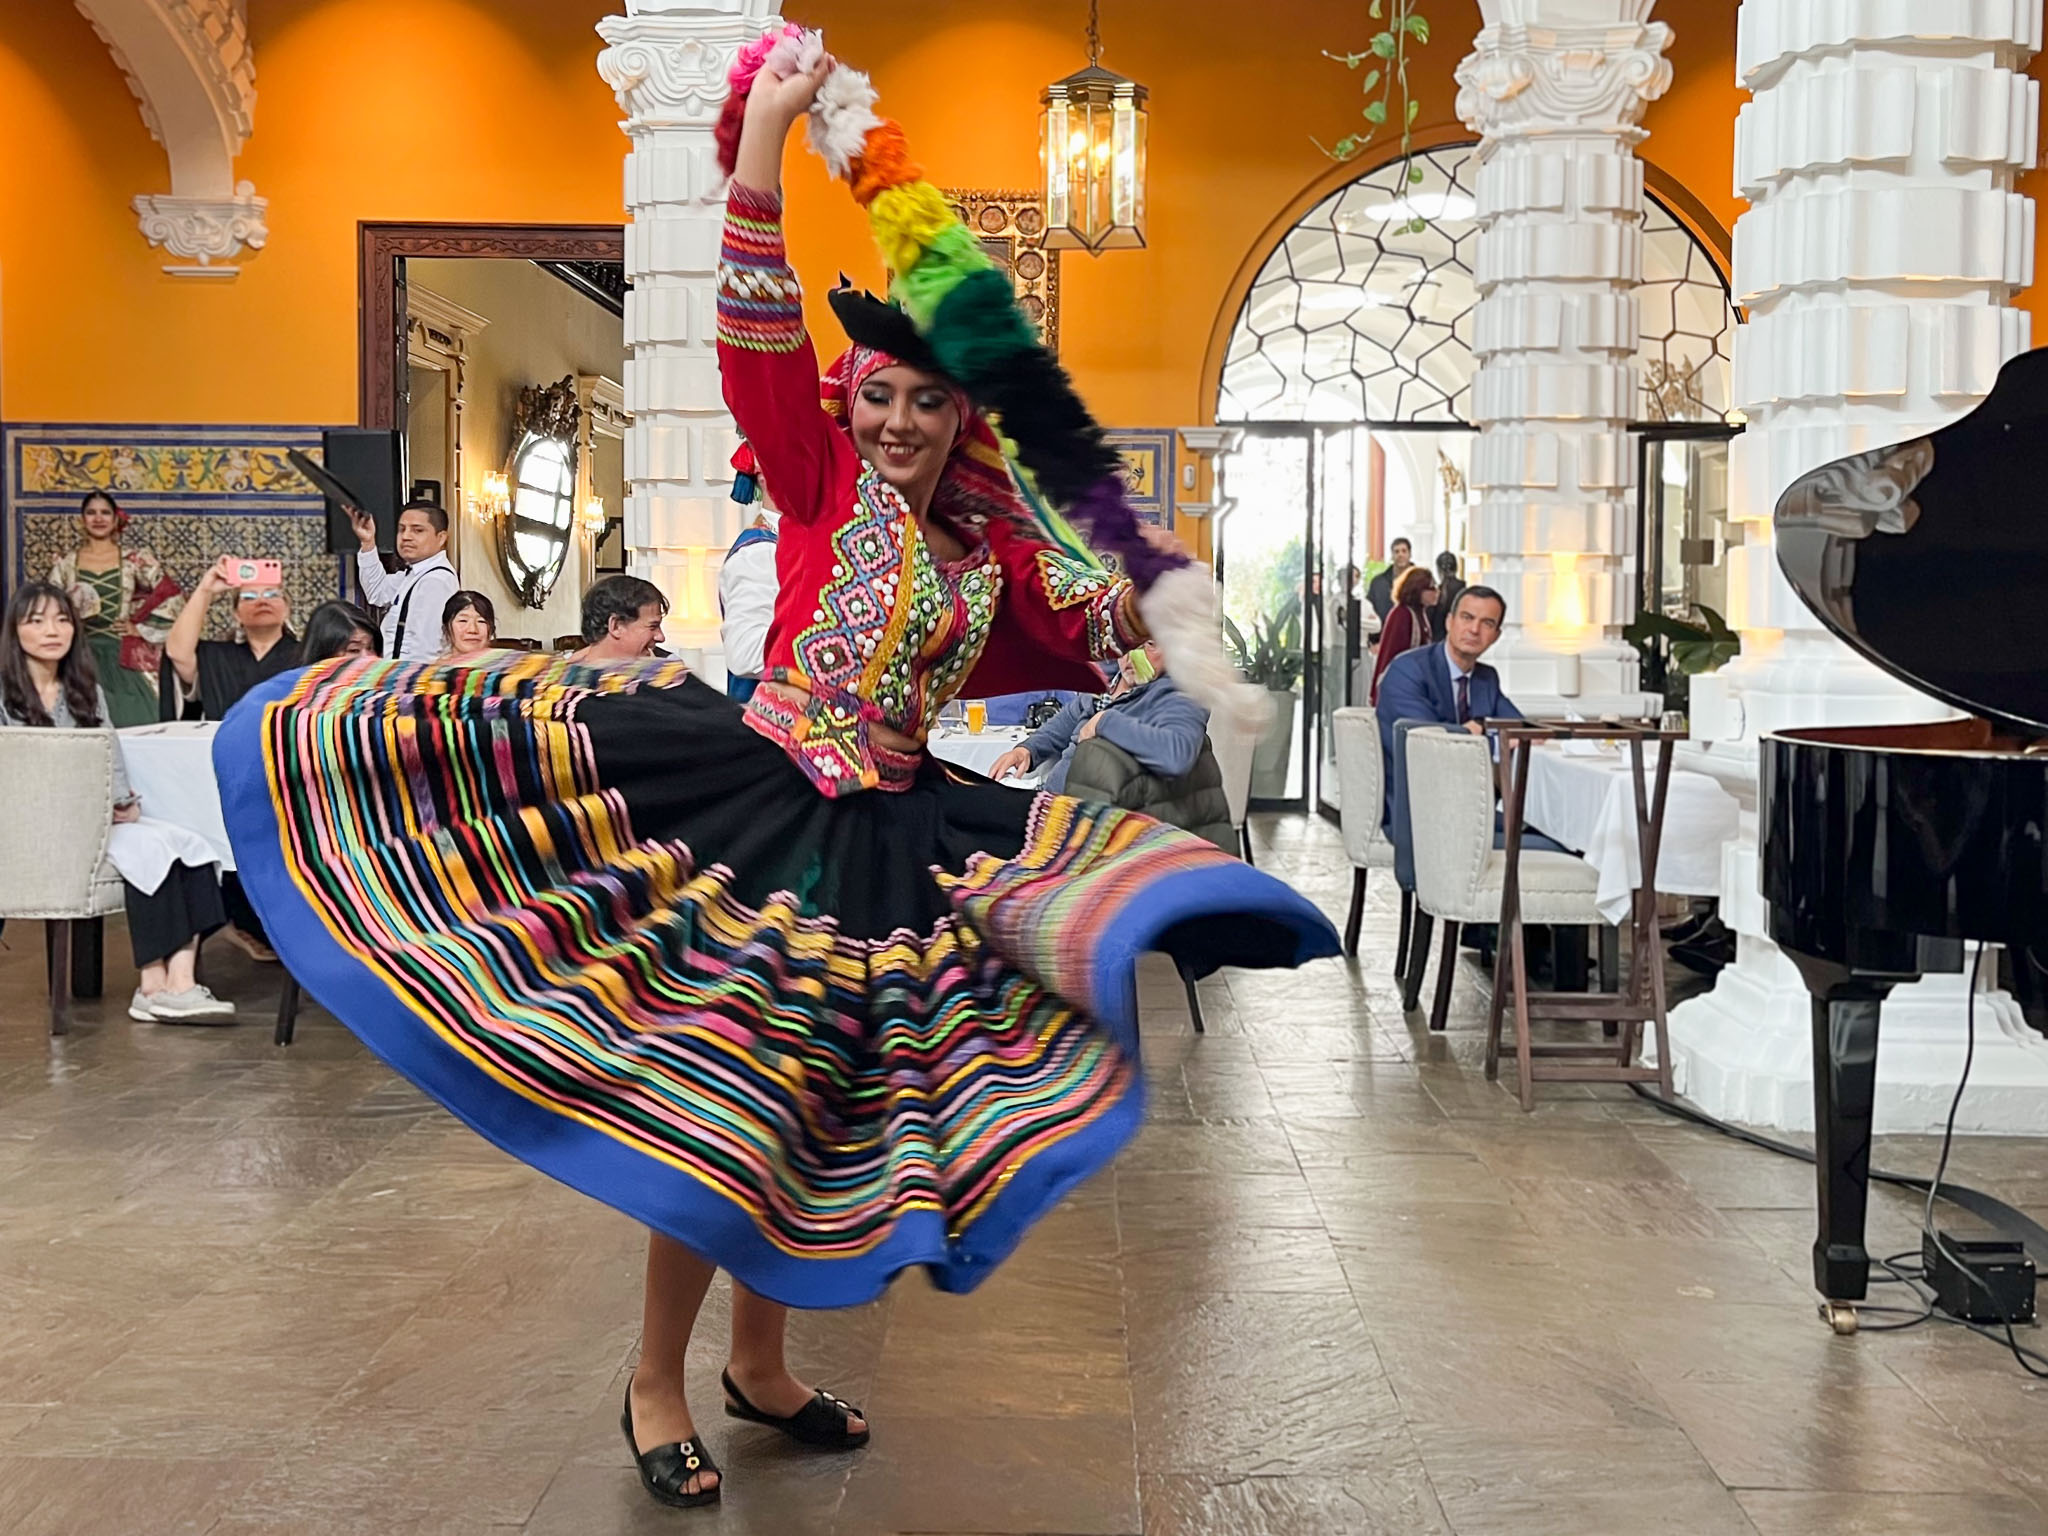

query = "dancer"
[{"left": 215, "top": 34, "right": 1337, "bottom": 1514}]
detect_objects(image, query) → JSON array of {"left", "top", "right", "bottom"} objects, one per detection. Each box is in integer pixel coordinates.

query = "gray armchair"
[{"left": 0, "top": 729, "right": 126, "bottom": 1034}]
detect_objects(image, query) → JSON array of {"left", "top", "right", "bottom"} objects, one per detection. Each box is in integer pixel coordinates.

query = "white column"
[
  {"left": 1668, "top": 0, "right": 2048, "bottom": 1133},
  {"left": 598, "top": 0, "right": 783, "bottom": 673},
  {"left": 1455, "top": 1, "right": 1672, "bottom": 717}
]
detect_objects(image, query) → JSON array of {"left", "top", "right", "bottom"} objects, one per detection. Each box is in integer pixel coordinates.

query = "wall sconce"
[
  {"left": 478, "top": 471, "right": 511, "bottom": 524},
  {"left": 579, "top": 494, "right": 608, "bottom": 535},
  {"left": 1040, "top": 0, "right": 1148, "bottom": 253}
]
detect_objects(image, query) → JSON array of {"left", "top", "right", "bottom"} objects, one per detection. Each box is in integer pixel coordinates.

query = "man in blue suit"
[{"left": 1375, "top": 583, "right": 1520, "bottom": 802}]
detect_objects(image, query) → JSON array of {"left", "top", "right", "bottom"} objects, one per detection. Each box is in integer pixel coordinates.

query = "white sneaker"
[
  {"left": 128, "top": 988, "right": 156, "bottom": 1022},
  {"left": 148, "top": 985, "right": 237, "bottom": 1024}
]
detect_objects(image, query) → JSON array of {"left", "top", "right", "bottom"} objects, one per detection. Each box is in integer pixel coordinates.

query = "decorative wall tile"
[{"left": 4, "top": 422, "right": 340, "bottom": 638}]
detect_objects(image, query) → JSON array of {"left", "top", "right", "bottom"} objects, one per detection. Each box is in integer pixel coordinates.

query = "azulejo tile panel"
[{"left": 5, "top": 424, "right": 342, "bottom": 639}]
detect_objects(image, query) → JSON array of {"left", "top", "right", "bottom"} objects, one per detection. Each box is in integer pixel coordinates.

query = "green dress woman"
[{"left": 49, "top": 490, "right": 185, "bottom": 728}]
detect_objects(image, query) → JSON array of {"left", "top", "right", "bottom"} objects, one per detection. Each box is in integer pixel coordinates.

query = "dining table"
[
  {"left": 118, "top": 719, "right": 234, "bottom": 870},
  {"left": 925, "top": 722, "right": 1046, "bottom": 787}
]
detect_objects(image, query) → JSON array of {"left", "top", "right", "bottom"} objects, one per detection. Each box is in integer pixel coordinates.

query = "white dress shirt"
[
  {"left": 356, "top": 549, "right": 458, "bottom": 664},
  {"left": 717, "top": 532, "right": 779, "bottom": 683}
]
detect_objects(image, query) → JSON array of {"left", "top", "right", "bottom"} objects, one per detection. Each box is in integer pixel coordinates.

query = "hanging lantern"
[{"left": 1040, "top": 0, "right": 1148, "bottom": 253}]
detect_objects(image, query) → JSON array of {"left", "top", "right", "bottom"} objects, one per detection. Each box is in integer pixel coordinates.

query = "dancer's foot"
[
  {"left": 626, "top": 1373, "right": 721, "bottom": 1500},
  {"left": 723, "top": 1363, "right": 869, "bottom": 1446}
]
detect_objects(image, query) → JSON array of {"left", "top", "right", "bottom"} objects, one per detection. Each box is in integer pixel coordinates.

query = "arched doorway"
[{"left": 1210, "top": 141, "right": 1739, "bottom": 812}]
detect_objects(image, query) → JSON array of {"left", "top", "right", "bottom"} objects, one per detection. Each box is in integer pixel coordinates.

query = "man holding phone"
[
  {"left": 162, "top": 554, "right": 302, "bottom": 963},
  {"left": 351, "top": 500, "right": 458, "bottom": 664}
]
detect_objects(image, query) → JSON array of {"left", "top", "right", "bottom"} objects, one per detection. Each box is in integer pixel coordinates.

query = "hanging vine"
[{"left": 1317, "top": 0, "right": 1433, "bottom": 233}]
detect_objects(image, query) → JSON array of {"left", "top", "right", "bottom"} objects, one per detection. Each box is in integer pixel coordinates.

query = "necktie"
[{"left": 1455, "top": 674, "right": 1471, "bottom": 724}]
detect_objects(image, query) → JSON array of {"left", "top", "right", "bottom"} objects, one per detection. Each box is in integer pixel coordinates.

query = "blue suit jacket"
[{"left": 1375, "top": 643, "right": 1524, "bottom": 888}]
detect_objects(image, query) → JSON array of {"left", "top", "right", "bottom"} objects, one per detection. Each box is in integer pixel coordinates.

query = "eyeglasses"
[{"left": 237, "top": 588, "right": 284, "bottom": 602}]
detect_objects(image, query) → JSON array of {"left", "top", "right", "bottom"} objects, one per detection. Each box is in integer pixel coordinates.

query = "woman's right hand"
[{"left": 744, "top": 51, "right": 833, "bottom": 131}]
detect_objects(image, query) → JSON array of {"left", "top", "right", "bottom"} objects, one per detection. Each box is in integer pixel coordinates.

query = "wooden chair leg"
[
  {"left": 1394, "top": 890, "right": 1413, "bottom": 979},
  {"left": 1429, "top": 919, "right": 1461, "bottom": 1032},
  {"left": 1510, "top": 918, "right": 1536, "bottom": 1111},
  {"left": 274, "top": 974, "right": 303, "bottom": 1047},
  {"left": 1483, "top": 919, "right": 1511, "bottom": 1080},
  {"left": 48, "top": 920, "right": 73, "bottom": 1037},
  {"left": 1401, "top": 910, "right": 1434, "bottom": 1013},
  {"left": 1343, "top": 868, "right": 1367, "bottom": 958}
]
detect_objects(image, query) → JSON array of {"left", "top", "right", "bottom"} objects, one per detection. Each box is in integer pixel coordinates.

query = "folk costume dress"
[{"left": 215, "top": 45, "right": 1337, "bottom": 1310}]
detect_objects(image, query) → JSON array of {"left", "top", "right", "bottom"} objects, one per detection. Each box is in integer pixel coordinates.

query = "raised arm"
[
  {"left": 164, "top": 564, "right": 231, "bottom": 689},
  {"left": 716, "top": 55, "right": 856, "bottom": 526}
]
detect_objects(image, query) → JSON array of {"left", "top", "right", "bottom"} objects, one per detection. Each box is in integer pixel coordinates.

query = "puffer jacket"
[{"left": 1060, "top": 736, "right": 1236, "bottom": 855}]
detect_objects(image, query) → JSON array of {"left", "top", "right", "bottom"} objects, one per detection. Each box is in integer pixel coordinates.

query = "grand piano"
[{"left": 1762, "top": 347, "right": 2048, "bottom": 1331}]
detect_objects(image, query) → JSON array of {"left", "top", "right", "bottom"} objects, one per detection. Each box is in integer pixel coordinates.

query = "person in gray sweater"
[{"left": 989, "top": 641, "right": 1209, "bottom": 793}]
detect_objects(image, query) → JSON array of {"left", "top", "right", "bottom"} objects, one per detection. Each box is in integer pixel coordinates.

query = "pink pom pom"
[{"left": 728, "top": 21, "right": 804, "bottom": 97}]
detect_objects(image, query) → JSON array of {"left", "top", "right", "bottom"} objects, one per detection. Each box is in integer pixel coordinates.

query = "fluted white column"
[
  {"left": 1454, "top": 1, "right": 1672, "bottom": 715},
  {"left": 1668, "top": 0, "right": 2048, "bottom": 1133},
  {"left": 598, "top": 0, "right": 783, "bottom": 669}
]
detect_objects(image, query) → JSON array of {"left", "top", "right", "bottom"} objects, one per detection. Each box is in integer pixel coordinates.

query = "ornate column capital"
[
  {"left": 1456, "top": 20, "right": 1674, "bottom": 140},
  {"left": 598, "top": 0, "right": 781, "bottom": 128},
  {"left": 78, "top": 0, "right": 265, "bottom": 276}
]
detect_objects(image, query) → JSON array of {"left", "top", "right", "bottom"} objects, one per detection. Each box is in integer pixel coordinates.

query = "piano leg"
[{"left": 1788, "top": 957, "right": 1906, "bottom": 1330}]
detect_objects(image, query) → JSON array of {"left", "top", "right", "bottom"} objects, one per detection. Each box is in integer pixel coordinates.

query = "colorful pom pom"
[
  {"left": 808, "top": 66, "right": 881, "bottom": 180},
  {"left": 868, "top": 182, "right": 959, "bottom": 280},
  {"left": 847, "top": 121, "right": 921, "bottom": 205},
  {"left": 714, "top": 92, "right": 746, "bottom": 178},
  {"left": 892, "top": 224, "right": 997, "bottom": 325},
  {"left": 728, "top": 21, "right": 804, "bottom": 97},
  {"left": 926, "top": 268, "right": 1041, "bottom": 385}
]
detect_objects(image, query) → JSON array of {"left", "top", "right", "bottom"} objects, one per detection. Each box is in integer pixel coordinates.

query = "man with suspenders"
[{"left": 350, "top": 499, "right": 459, "bottom": 664}]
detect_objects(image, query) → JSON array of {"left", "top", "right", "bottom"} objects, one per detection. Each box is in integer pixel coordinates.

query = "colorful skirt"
[{"left": 215, "top": 654, "right": 1337, "bottom": 1307}]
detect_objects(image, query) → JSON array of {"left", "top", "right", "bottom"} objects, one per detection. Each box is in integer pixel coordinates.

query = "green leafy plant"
[
  {"left": 1223, "top": 595, "right": 1305, "bottom": 692},
  {"left": 1623, "top": 605, "right": 1740, "bottom": 709},
  {"left": 1319, "top": 0, "right": 1433, "bottom": 233}
]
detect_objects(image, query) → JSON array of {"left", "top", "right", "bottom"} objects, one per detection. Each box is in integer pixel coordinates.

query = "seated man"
[
  {"left": 989, "top": 642, "right": 1207, "bottom": 793},
  {"left": 162, "top": 559, "right": 302, "bottom": 963},
  {"left": 1373, "top": 582, "right": 1519, "bottom": 790},
  {"left": 577, "top": 574, "right": 670, "bottom": 663}
]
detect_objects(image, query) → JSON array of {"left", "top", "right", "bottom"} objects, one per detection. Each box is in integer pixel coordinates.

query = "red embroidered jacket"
[{"left": 716, "top": 182, "right": 1144, "bottom": 796}]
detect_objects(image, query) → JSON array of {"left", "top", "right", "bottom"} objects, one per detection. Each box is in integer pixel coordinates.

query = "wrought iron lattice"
[{"left": 1217, "top": 142, "right": 1737, "bottom": 427}]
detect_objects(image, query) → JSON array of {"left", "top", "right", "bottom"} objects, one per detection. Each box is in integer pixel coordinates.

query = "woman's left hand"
[
  {"left": 1136, "top": 522, "right": 1192, "bottom": 563},
  {"left": 112, "top": 799, "right": 140, "bottom": 824}
]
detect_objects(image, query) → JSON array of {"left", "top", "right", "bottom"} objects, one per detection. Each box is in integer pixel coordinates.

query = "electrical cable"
[{"left": 1626, "top": 955, "right": 2048, "bottom": 1378}]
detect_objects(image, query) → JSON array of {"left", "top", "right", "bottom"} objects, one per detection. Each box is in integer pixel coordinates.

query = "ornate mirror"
[{"left": 498, "top": 376, "right": 582, "bottom": 607}]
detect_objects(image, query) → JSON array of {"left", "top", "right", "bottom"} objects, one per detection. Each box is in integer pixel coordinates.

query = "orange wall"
[{"left": 0, "top": 0, "right": 1930, "bottom": 435}]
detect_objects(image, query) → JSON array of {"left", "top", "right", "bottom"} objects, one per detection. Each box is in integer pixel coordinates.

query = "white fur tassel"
[
  {"left": 763, "top": 27, "right": 825, "bottom": 79},
  {"left": 807, "top": 64, "right": 881, "bottom": 180},
  {"left": 1137, "top": 564, "right": 1272, "bottom": 738}
]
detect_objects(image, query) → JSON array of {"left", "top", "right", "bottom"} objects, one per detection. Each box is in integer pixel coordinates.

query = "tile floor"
[{"left": 1, "top": 814, "right": 2043, "bottom": 1535}]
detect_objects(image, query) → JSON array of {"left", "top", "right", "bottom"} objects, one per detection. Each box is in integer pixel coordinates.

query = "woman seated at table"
[
  {"left": 301, "top": 600, "right": 382, "bottom": 665},
  {"left": 1369, "top": 565, "right": 1438, "bottom": 706},
  {"left": 2, "top": 583, "right": 236, "bottom": 1022},
  {"left": 439, "top": 590, "right": 498, "bottom": 663}
]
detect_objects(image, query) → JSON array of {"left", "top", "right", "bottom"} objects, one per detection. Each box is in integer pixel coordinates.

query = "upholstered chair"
[
  {"left": 1402, "top": 727, "right": 1603, "bottom": 1044},
  {"left": 0, "top": 729, "right": 126, "bottom": 1034},
  {"left": 1331, "top": 706, "right": 1402, "bottom": 963},
  {"left": 1207, "top": 682, "right": 1267, "bottom": 865}
]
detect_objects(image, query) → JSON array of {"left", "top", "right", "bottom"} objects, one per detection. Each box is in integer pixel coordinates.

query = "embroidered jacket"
[{"left": 716, "top": 182, "right": 1144, "bottom": 797}]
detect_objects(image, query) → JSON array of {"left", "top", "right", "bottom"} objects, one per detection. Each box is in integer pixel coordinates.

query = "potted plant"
[
  {"left": 1224, "top": 595, "right": 1305, "bottom": 796},
  {"left": 1622, "top": 605, "right": 1740, "bottom": 712}
]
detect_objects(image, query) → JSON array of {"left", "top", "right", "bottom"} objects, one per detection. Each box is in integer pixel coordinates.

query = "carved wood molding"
[{"left": 357, "top": 222, "right": 625, "bottom": 429}]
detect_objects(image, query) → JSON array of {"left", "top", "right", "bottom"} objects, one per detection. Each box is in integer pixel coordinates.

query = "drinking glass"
[{"left": 965, "top": 699, "right": 987, "bottom": 734}]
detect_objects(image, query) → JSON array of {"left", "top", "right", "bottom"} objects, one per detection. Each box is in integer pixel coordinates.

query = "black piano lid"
[{"left": 1773, "top": 347, "right": 2048, "bottom": 736}]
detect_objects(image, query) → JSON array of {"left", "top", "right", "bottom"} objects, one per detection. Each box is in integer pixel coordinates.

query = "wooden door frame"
[{"left": 357, "top": 222, "right": 625, "bottom": 429}]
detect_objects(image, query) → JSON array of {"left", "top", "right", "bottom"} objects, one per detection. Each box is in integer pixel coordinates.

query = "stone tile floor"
[{"left": 1, "top": 813, "right": 2043, "bottom": 1534}]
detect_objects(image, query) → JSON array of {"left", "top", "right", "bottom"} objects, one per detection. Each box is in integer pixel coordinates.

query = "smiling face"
[
  {"left": 80, "top": 496, "right": 120, "bottom": 543},
  {"left": 446, "top": 605, "right": 492, "bottom": 655},
  {"left": 849, "top": 365, "right": 961, "bottom": 508},
  {"left": 16, "top": 596, "right": 76, "bottom": 668}
]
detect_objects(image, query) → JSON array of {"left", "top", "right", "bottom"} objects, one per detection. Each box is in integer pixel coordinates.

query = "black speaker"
[{"left": 319, "top": 428, "right": 404, "bottom": 554}]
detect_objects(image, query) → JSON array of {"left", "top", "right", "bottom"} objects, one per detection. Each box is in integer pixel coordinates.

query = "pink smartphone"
[{"left": 216, "top": 556, "right": 283, "bottom": 586}]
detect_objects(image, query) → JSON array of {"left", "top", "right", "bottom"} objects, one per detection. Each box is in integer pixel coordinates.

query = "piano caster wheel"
[{"left": 1819, "top": 1301, "right": 1859, "bottom": 1336}]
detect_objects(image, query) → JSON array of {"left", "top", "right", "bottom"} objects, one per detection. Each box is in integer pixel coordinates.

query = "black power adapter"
[{"left": 1923, "top": 1231, "right": 2038, "bottom": 1326}]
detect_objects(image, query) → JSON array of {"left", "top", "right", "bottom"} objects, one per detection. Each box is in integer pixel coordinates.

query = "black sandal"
[
  {"left": 621, "top": 1377, "right": 722, "bottom": 1508},
  {"left": 721, "top": 1367, "right": 871, "bottom": 1450}
]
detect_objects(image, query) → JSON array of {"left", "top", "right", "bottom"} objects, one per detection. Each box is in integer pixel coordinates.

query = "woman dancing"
[{"left": 216, "top": 34, "right": 1338, "bottom": 1513}]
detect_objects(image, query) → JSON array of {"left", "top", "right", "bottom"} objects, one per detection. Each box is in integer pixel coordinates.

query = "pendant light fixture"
[{"left": 1040, "top": 0, "right": 1149, "bottom": 253}]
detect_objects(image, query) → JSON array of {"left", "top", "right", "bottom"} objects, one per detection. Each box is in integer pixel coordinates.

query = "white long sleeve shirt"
[
  {"left": 717, "top": 537, "right": 779, "bottom": 682},
  {"left": 356, "top": 550, "right": 458, "bottom": 663}
]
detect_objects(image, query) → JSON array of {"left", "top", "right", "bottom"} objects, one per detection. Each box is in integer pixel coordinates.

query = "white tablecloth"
[
  {"left": 118, "top": 720, "right": 234, "bottom": 871},
  {"left": 1522, "top": 742, "right": 1739, "bottom": 924},
  {"left": 928, "top": 725, "right": 1045, "bottom": 786}
]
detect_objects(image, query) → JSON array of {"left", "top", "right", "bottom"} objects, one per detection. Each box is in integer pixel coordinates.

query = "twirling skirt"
[{"left": 216, "top": 654, "right": 1337, "bottom": 1307}]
